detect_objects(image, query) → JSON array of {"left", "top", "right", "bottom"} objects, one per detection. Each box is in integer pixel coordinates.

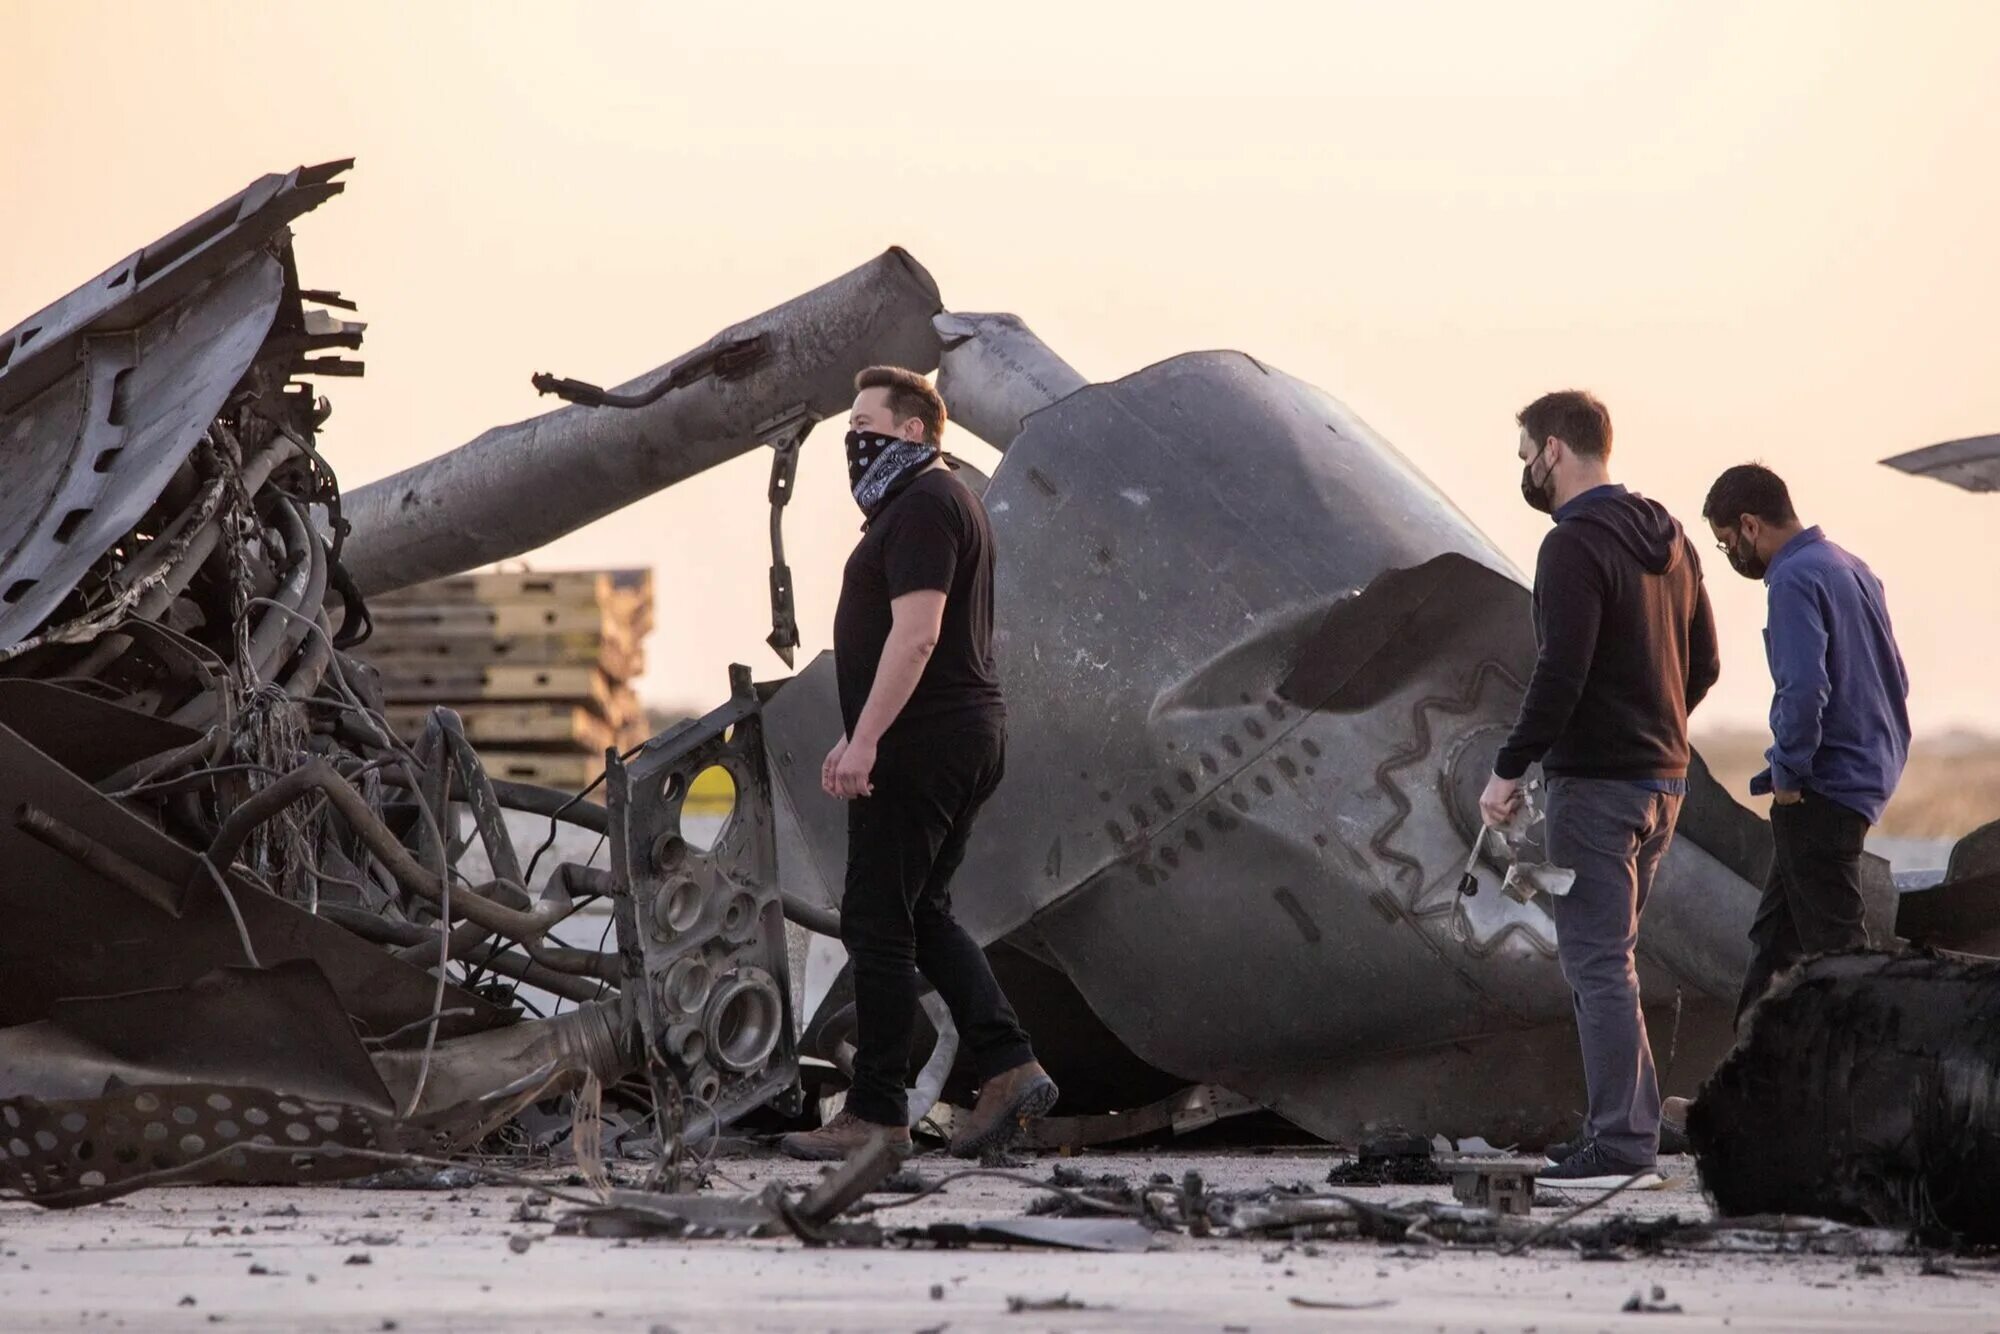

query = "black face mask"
[
  {"left": 844, "top": 429, "right": 939, "bottom": 518},
  {"left": 1520, "top": 441, "right": 1556, "bottom": 514},
  {"left": 1723, "top": 529, "right": 1768, "bottom": 580}
]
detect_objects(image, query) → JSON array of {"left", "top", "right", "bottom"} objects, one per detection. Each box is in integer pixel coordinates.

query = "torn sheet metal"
[
  {"left": 0, "top": 959, "right": 627, "bottom": 1208},
  {"left": 0, "top": 161, "right": 350, "bottom": 651},
  {"left": 923, "top": 1218, "right": 1159, "bottom": 1252},
  {"left": 0, "top": 962, "right": 395, "bottom": 1110},
  {"left": 0, "top": 719, "right": 507, "bottom": 1039},
  {"left": 1881, "top": 433, "right": 2000, "bottom": 493},
  {"left": 0, "top": 962, "right": 403, "bottom": 1205},
  {"left": 767, "top": 352, "right": 1771, "bottom": 1143},
  {"left": 0, "top": 162, "right": 685, "bottom": 1210}
]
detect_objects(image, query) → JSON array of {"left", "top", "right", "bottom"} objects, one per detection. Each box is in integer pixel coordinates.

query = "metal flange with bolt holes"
[{"left": 608, "top": 665, "right": 800, "bottom": 1146}]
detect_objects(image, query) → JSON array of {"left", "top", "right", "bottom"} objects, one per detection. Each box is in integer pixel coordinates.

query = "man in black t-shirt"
[{"left": 779, "top": 366, "right": 1055, "bottom": 1162}]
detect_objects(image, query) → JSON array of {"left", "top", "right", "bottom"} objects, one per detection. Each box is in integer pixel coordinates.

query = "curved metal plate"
[
  {"left": 1881, "top": 433, "right": 2000, "bottom": 493},
  {"left": 0, "top": 253, "right": 284, "bottom": 648},
  {"left": 764, "top": 351, "right": 1766, "bottom": 1141}
]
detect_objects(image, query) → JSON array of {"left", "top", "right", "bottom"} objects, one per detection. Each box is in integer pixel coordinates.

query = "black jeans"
[
  {"left": 840, "top": 717, "right": 1034, "bottom": 1127},
  {"left": 1735, "top": 788, "right": 1870, "bottom": 1023}
]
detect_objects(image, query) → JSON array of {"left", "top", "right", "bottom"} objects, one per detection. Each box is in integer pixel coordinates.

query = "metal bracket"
[
  {"left": 756, "top": 405, "right": 816, "bottom": 668},
  {"left": 530, "top": 332, "right": 771, "bottom": 409}
]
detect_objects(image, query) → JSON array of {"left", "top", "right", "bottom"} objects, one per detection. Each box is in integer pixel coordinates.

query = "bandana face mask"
[{"left": 845, "top": 429, "right": 939, "bottom": 518}]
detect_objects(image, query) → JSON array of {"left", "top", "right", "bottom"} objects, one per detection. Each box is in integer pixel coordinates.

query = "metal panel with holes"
[
  {"left": 607, "top": 667, "right": 798, "bottom": 1134},
  {"left": 0, "top": 254, "right": 284, "bottom": 648},
  {"left": 0, "top": 160, "right": 351, "bottom": 650}
]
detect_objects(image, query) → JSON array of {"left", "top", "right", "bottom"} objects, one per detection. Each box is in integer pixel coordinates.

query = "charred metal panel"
[
  {"left": 0, "top": 254, "right": 284, "bottom": 649},
  {"left": 0, "top": 680, "right": 203, "bottom": 783},
  {"left": 1, "top": 1083, "right": 397, "bottom": 1207},
  {"left": 0, "top": 161, "right": 349, "bottom": 418},
  {"left": 1692, "top": 951, "right": 2000, "bottom": 1243},
  {"left": 0, "top": 962, "right": 395, "bottom": 1110},
  {"left": 0, "top": 721, "right": 509, "bottom": 1039},
  {"left": 609, "top": 668, "right": 798, "bottom": 1132},
  {"left": 0, "top": 962, "right": 403, "bottom": 1206}
]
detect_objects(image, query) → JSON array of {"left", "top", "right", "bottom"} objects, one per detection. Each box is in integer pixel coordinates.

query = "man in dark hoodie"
[{"left": 1479, "top": 390, "right": 1720, "bottom": 1189}]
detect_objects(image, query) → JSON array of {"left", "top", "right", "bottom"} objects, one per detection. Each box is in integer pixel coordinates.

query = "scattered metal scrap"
[
  {"left": 6, "top": 158, "right": 1998, "bottom": 1225},
  {"left": 0, "top": 164, "right": 816, "bottom": 1206}
]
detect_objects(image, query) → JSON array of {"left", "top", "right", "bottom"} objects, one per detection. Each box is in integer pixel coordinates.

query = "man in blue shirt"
[{"left": 1702, "top": 464, "right": 1911, "bottom": 1022}]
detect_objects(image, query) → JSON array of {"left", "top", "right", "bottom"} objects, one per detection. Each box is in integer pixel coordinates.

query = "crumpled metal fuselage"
[{"left": 769, "top": 351, "right": 1816, "bottom": 1142}]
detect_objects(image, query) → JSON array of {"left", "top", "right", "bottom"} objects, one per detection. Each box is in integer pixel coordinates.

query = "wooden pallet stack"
[{"left": 363, "top": 568, "right": 654, "bottom": 791}]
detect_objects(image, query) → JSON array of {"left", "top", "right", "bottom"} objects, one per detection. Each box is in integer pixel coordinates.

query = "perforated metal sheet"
[{"left": 0, "top": 1085, "right": 396, "bottom": 1207}]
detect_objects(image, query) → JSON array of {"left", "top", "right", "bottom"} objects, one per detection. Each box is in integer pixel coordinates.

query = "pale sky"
[{"left": 6, "top": 0, "right": 1997, "bottom": 730}]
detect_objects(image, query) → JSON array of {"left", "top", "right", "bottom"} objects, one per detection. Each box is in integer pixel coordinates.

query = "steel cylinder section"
[
  {"left": 933, "top": 312, "right": 1088, "bottom": 451},
  {"left": 342, "top": 248, "right": 947, "bottom": 594}
]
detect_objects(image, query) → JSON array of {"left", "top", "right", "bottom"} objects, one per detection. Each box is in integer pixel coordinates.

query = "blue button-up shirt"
[{"left": 1749, "top": 527, "right": 1910, "bottom": 824}]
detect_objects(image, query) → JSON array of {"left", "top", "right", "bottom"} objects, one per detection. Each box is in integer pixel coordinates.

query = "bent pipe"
[
  {"left": 318, "top": 904, "right": 606, "bottom": 1005},
  {"left": 392, "top": 864, "right": 620, "bottom": 978},
  {"left": 374, "top": 762, "right": 611, "bottom": 834},
  {"left": 780, "top": 892, "right": 841, "bottom": 939},
  {"left": 342, "top": 248, "right": 945, "bottom": 593},
  {"left": 203, "top": 759, "right": 568, "bottom": 940}
]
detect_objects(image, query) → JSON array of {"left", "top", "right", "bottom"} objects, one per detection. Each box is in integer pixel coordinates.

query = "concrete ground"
[{"left": 1, "top": 1150, "right": 1993, "bottom": 1333}]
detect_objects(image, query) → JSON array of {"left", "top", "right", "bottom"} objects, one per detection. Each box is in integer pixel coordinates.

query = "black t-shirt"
[{"left": 832, "top": 467, "right": 1005, "bottom": 744}]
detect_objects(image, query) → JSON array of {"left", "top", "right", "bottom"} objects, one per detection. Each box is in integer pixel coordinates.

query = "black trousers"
[
  {"left": 840, "top": 717, "right": 1034, "bottom": 1127},
  {"left": 1736, "top": 788, "right": 1870, "bottom": 1023}
]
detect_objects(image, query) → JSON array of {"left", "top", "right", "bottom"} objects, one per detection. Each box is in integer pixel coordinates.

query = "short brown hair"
[
  {"left": 1517, "top": 390, "right": 1612, "bottom": 459},
  {"left": 855, "top": 365, "right": 946, "bottom": 444}
]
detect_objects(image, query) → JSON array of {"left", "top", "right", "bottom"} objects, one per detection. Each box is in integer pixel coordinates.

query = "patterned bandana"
[{"left": 845, "top": 430, "right": 939, "bottom": 520}]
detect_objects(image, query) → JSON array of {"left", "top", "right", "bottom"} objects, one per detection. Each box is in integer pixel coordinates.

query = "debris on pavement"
[
  {"left": 1325, "top": 1132, "right": 1450, "bottom": 1187},
  {"left": 1005, "top": 1294, "right": 1093, "bottom": 1313},
  {"left": 0, "top": 159, "right": 1994, "bottom": 1333}
]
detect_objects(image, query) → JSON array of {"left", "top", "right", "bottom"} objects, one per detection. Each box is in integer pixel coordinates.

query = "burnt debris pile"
[
  {"left": 1690, "top": 950, "right": 2000, "bottom": 1245},
  {"left": 0, "top": 162, "right": 802, "bottom": 1207}
]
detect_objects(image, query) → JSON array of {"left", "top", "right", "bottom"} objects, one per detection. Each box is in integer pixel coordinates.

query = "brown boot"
[
  {"left": 779, "top": 1110, "right": 913, "bottom": 1162},
  {"left": 948, "top": 1061, "right": 1059, "bottom": 1159}
]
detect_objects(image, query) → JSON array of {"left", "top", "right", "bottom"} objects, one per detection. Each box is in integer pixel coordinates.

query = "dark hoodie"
[{"left": 1494, "top": 484, "right": 1720, "bottom": 782}]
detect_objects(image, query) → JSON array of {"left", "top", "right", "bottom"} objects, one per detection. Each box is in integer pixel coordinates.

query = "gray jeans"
[{"left": 1544, "top": 777, "right": 1681, "bottom": 1165}]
